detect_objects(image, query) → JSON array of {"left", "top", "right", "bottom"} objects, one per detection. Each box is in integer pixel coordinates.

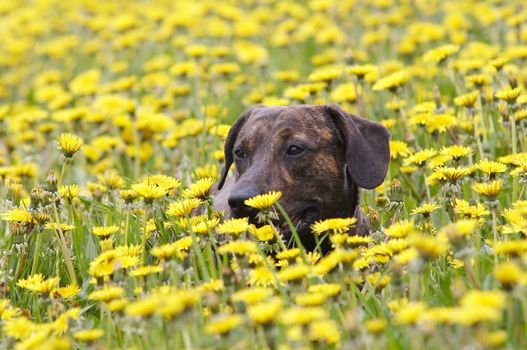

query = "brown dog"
[{"left": 214, "top": 104, "right": 390, "bottom": 252}]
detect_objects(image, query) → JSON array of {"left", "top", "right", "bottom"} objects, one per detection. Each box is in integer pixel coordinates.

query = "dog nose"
[{"left": 228, "top": 189, "right": 260, "bottom": 217}]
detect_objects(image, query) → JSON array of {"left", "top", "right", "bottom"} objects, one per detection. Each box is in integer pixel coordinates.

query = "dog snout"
[{"left": 228, "top": 187, "right": 261, "bottom": 218}]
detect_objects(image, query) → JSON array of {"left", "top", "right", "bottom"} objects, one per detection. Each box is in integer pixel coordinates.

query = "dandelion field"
[{"left": 1, "top": 0, "right": 527, "bottom": 349}]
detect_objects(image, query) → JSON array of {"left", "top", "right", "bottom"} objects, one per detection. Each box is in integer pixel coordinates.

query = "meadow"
[{"left": 1, "top": 0, "right": 527, "bottom": 349}]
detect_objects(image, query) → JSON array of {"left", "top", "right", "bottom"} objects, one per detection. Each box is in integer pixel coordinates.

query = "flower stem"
[
  {"left": 52, "top": 202, "right": 77, "bottom": 285},
  {"left": 31, "top": 232, "right": 42, "bottom": 274}
]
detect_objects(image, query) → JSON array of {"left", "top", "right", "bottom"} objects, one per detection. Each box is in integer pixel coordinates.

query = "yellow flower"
[
  {"left": 441, "top": 219, "right": 478, "bottom": 243},
  {"left": 183, "top": 177, "right": 215, "bottom": 199},
  {"left": 136, "top": 174, "right": 180, "bottom": 194},
  {"left": 307, "top": 283, "right": 341, "bottom": 297},
  {"left": 276, "top": 248, "right": 300, "bottom": 261},
  {"left": 57, "top": 132, "right": 84, "bottom": 158},
  {"left": 372, "top": 70, "right": 409, "bottom": 92},
  {"left": 1, "top": 208, "right": 33, "bottom": 223},
  {"left": 59, "top": 184, "right": 79, "bottom": 199},
  {"left": 423, "top": 44, "right": 459, "bottom": 63},
  {"left": 92, "top": 225, "right": 119, "bottom": 238},
  {"left": 247, "top": 297, "right": 282, "bottom": 324},
  {"left": 494, "top": 262, "right": 523, "bottom": 289},
  {"left": 150, "top": 236, "right": 193, "bottom": 260},
  {"left": 128, "top": 265, "right": 164, "bottom": 277},
  {"left": 495, "top": 87, "right": 521, "bottom": 104},
  {"left": 232, "top": 287, "right": 273, "bottom": 305},
  {"left": 493, "top": 240, "right": 527, "bottom": 256},
  {"left": 311, "top": 217, "right": 357, "bottom": 235},
  {"left": 216, "top": 217, "right": 249, "bottom": 236},
  {"left": 476, "top": 159, "right": 507, "bottom": 176},
  {"left": 131, "top": 183, "right": 166, "bottom": 203},
  {"left": 472, "top": 179, "right": 503, "bottom": 197},
  {"left": 166, "top": 198, "right": 202, "bottom": 217},
  {"left": 433, "top": 166, "right": 471, "bottom": 183},
  {"left": 385, "top": 220, "right": 417, "bottom": 238},
  {"left": 465, "top": 74, "right": 492, "bottom": 88},
  {"left": 411, "top": 202, "right": 440, "bottom": 216},
  {"left": 411, "top": 235, "right": 449, "bottom": 258},
  {"left": 73, "top": 329, "right": 104, "bottom": 342},
  {"left": 365, "top": 318, "right": 387, "bottom": 334},
  {"left": 249, "top": 224, "right": 275, "bottom": 241},
  {"left": 277, "top": 264, "right": 311, "bottom": 282},
  {"left": 125, "top": 295, "right": 160, "bottom": 318},
  {"left": 454, "top": 198, "right": 490, "bottom": 218},
  {"left": 17, "top": 274, "right": 59, "bottom": 294},
  {"left": 88, "top": 285, "right": 124, "bottom": 302},
  {"left": 395, "top": 302, "right": 427, "bottom": 325},
  {"left": 52, "top": 284, "right": 81, "bottom": 299},
  {"left": 439, "top": 145, "right": 473, "bottom": 159},
  {"left": 218, "top": 241, "right": 258, "bottom": 256},
  {"left": 347, "top": 64, "right": 377, "bottom": 79},
  {"left": 454, "top": 91, "right": 479, "bottom": 108},
  {"left": 403, "top": 149, "right": 437, "bottom": 166},
  {"left": 119, "top": 189, "right": 138, "bottom": 203},
  {"left": 308, "top": 319, "right": 340, "bottom": 344},
  {"left": 389, "top": 140, "right": 411, "bottom": 159},
  {"left": 205, "top": 313, "right": 243, "bottom": 334},
  {"left": 281, "top": 306, "right": 327, "bottom": 326},
  {"left": 244, "top": 191, "right": 282, "bottom": 210},
  {"left": 44, "top": 222, "right": 75, "bottom": 232}
]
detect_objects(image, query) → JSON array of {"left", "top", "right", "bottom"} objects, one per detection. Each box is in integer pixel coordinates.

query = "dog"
[{"left": 214, "top": 104, "right": 390, "bottom": 252}]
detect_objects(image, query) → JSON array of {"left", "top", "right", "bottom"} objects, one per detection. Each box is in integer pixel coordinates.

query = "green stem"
[
  {"left": 31, "top": 232, "right": 42, "bottom": 274},
  {"left": 511, "top": 115, "right": 518, "bottom": 200},
  {"left": 52, "top": 202, "right": 78, "bottom": 285}
]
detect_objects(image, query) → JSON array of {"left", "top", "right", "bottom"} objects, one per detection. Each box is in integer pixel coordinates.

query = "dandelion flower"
[
  {"left": 216, "top": 217, "right": 249, "bottom": 236},
  {"left": 52, "top": 284, "right": 81, "bottom": 299},
  {"left": 495, "top": 87, "right": 521, "bottom": 104},
  {"left": 476, "top": 160, "right": 507, "bottom": 176},
  {"left": 166, "top": 198, "right": 202, "bottom": 217},
  {"left": 183, "top": 177, "right": 215, "bottom": 199},
  {"left": 247, "top": 297, "right": 283, "bottom": 324},
  {"left": 218, "top": 241, "right": 258, "bottom": 255},
  {"left": 73, "top": 329, "right": 104, "bottom": 342},
  {"left": 59, "top": 184, "right": 79, "bottom": 199},
  {"left": 17, "top": 274, "right": 59, "bottom": 294},
  {"left": 423, "top": 44, "right": 459, "bottom": 64},
  {"left": 411, "top": 202, "right": 440, "bottom": 216},
  {"left": 473, "top": 179, "right": 503, "bottom": 198},
  {"left": 385, "top": 220, "right": 417, "bottom": 238},
  {"left": 92, "top": 225, "right": 119, "bottom": 239},
  {"left": 494, "top": 262, "right": 523, "bottom": 289},
  {"left": 372, "top": 70, "right": 409, "bottom": 92},
  {"left": 454, "top": 91, "right": 479, "bottom": 108},
  {"left": 57, "top": 133, "right": 84, "bottom": 158},
  {"left": 205, "top": 313, "right": 243, "bottom": 335},
  {"left": 311, "top": 217, "right": 356, "bottom": 235},
  {"left": 131, "top": 183, "right": 166, "bottom": 204},
  {"left": 244, "top": 191, "right": 282, "bottom": 210}
]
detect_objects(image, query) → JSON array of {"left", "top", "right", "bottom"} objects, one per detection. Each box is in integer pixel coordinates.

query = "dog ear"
[
  {"left": 325, "top": 104, "right": 390, "bottom": 189},
  {"left": 217, "top": 107, "right": 258, "bottom": 190}
]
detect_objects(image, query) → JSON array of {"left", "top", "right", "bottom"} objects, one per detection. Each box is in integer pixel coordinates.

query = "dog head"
[{"left": 217, "top": 104, "right": 390, "bottom": 250}]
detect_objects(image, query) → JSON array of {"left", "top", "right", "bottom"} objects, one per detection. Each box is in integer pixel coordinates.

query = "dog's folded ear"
[
  {"left": 325, "top": 103, "right": 390, "bottom": 189},
  {"left": 217, "top": 106, "right": 259, "bottom": 190}
]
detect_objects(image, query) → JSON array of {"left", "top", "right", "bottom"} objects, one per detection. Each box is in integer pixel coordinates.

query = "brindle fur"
[{"left": 214, "top": 104, "right": 390, "bottom": 252}]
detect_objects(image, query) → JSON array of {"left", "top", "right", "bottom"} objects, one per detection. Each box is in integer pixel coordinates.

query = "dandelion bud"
[
  {"left": 46, "top": 170, "right": 58, "bottom": 193},
  {"left": 29, "top": 186, "right": 46, "bottom": 209},
  {"left": 389, "top": 179, "right": 403, "bottom": 202},
  {"left": 374, "top": 195, "right": 389, "bottom": 207}
]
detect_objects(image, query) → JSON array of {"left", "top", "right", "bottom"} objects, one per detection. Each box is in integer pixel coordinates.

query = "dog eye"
[
  {"left": 234, "top": 149, "right": 246, "bottom": 159},
  {"left": 286, "top": 145, "right": 304, "bottom": 156}
]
